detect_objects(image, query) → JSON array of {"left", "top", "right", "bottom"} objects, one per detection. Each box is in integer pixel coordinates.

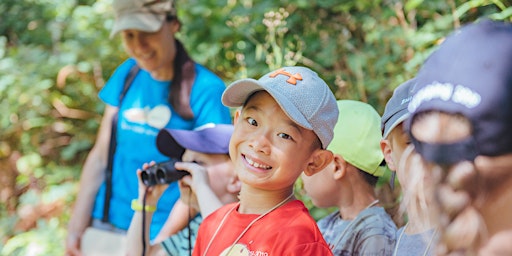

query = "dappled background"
[{"left": 1, "top": 0, "right": 511, "bottom": 254}]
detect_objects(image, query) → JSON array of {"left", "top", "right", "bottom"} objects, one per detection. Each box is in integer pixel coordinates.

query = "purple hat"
[
  {"left": 156, "top": 123, "right": 234, "bottom": 159},
  {"left": 406, "top": 19, "right": 512, "bottom": 165}
]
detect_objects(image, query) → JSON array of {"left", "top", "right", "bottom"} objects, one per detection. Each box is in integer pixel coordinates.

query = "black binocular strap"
[{"left": 102, "top": 65, "right": 140, "bottom": 223}]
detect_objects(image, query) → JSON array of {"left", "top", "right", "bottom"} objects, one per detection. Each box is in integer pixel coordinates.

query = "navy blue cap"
[{"left": 407, "top": 19, "right": 512, "bottom": 164}]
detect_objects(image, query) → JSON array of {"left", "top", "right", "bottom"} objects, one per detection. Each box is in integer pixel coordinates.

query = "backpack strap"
[{"left": 102, "top": 64, "right": 140, "bottom": 223}]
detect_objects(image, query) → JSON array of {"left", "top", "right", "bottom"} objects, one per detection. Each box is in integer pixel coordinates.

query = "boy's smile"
[
  {"left": 244, "top": 155, "right": 272, "bottom": 170},
  {"left": 229, "top": 91, "right": 318, "bottom": 191}
]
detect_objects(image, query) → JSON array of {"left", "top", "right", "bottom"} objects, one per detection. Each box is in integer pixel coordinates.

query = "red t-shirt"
[{"left": 193, "top": 200, "right": 333, "bottom": 256}]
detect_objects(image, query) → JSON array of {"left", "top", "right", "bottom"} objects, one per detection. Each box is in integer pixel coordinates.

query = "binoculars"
[{"left": 140, "top": 159, "right": 190, "bottom": 187}]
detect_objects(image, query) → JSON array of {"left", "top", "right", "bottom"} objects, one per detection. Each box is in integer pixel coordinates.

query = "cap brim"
[
  {"left": 156, "top": 124, "right": 234, "bottom": 158},
  {"left": 383, "top": 110, "right": 410, "bottom": 139},
  {"left": 221, "top": 79, "right": 265, "bottom": 107},
  {"left": 222, "top": 79, "right": 313, "bottom": 130},
  {"left": 156, "top": 129, "right": 186, "bottom": 159},
  {"left": 110, "top": 12, "right": 165, "bottom": 39}
]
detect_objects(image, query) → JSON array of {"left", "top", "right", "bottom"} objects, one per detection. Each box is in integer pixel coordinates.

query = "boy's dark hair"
[
  {"left": 242, "top": 91, "right": 258, "bottom": 107},
  {"left": 358, "top": 169, "right": 379, "bottom": 187}
]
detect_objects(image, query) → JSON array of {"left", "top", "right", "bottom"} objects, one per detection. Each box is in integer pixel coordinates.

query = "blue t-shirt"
[
  {"left": 92, "top": 58, "right": 231, "bottom": 239},
  {"left": 393, "top": 226, "right": 436, "bottom": 256}
]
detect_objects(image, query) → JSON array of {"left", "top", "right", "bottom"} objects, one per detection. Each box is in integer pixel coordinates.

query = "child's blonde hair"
[{"left": 405, "top": 112, "right": 488, "bottom": 255}]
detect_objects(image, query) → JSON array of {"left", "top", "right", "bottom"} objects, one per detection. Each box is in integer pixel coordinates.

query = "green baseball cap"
[{"left": 329, "top": 100, "right": 384, "bottom": 176}]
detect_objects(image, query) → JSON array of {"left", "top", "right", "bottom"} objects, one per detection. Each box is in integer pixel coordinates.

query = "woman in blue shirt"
[{"left": 65, "top": 0, "right": 231, "bottom": 255}]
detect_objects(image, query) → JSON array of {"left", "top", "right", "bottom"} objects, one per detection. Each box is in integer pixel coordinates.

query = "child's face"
[
  {"left": 229, "top": 91, "right": 320, "bottom": 191},
  {"left": 179, "top": 149, "right": 234, "bottom": 209},
  {"left": 300, "top": 159, "right": 339, "bottom": 208},
  {"left": 384, "top": 123, "right": 410, "bottom": 187}
]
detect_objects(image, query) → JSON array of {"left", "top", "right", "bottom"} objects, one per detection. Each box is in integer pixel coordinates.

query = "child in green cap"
[{"left": 302, "top": 100, "right": 397, "bottom": 255}]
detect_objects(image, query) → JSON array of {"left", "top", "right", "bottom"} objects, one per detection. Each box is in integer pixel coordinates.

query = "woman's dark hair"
[
  {"left": 166, "top": 15, "right": 195, "bottom": 120},
  {"left": 169, "top": 39, "right": 195, "bottom": 120}
]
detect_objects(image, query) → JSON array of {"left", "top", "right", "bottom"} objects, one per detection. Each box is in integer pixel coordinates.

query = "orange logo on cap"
[{"left": 269, "top": 69, "right": 303, "bottom": 85}]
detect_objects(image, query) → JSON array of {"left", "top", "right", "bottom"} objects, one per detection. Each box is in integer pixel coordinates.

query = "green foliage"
[
  {"left": 1, "top": 0, "right": 511, "bottom": 254},
  {"left": 1, "top": 219, "right": 66, "bottom": 256}
]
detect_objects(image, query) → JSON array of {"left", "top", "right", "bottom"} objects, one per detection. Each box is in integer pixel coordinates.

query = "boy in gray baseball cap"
[
  {"left": 381, "top": 79, "right": 437, "bottom": 256},
  {"left": 381, "top": 78, "right": 414, "bottom": 187},
  {"left": 193, "top": 66, "right": 338, "bottom": 255}
]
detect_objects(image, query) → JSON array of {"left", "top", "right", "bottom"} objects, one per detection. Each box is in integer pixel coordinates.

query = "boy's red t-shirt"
[{"left": 193, "top": 200, "right": 333, "bottom": 256}]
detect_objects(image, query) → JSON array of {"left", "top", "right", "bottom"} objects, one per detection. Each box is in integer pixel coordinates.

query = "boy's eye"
[
  {"left": 122, "top": 31, "right": 132, "bottom": 37},
  {"left": 278, "top": 133, "right": 292, "bottom": 140},
  {"left": 246, "top": 117, "right": 257, "bottom": 126},
  {"left": 122, "top": 33, "right": 135, "bottom": 41}
]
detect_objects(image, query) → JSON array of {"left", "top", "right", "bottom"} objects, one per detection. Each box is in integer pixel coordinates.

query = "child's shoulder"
[
  {"left": 270, "top": 200, "right": 318, "bottom": 227},
  {"left": 269, "top": 200, "right": 330, "bottom": 250},
  {"left": 356, "top": 206, "right": 397, "bottom": 232},
  {"left": 206, "top": 202, "right": 238, "bottom": 218},
  {"left": 280, "top": 199, "right": 307, "bottom": 211}
]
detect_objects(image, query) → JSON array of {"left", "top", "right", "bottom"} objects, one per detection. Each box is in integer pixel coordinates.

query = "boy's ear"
[
  {"left": 380, "top": 139, "right": 396, "bottom": 171},
  {"left": 227, "top": 175, "right": 241, "bottom": 194},
  {"left": 332, "top": 155, "right": 348, "bottom": 180},
  {"left": 304, "top": 149, "right": 334, "bottom": 176},
  {"left": 233, "top": 109, "right": 241, "bottom": 124}
]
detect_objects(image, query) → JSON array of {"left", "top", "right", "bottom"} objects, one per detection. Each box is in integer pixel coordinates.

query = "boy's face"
[
  {"left": 301, "top": 159, "right": 339, "bottom": 208},
  {"left": 229, "top": 91, "right": 320, "bottom": 191}
]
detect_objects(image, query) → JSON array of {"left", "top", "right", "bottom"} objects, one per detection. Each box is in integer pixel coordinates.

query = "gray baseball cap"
[
  {"left": 222, "top": 66, "right": 339, "bottom": 149},
  {"left": 381, "top": 78, "right": 415, "bottom": 139}
]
